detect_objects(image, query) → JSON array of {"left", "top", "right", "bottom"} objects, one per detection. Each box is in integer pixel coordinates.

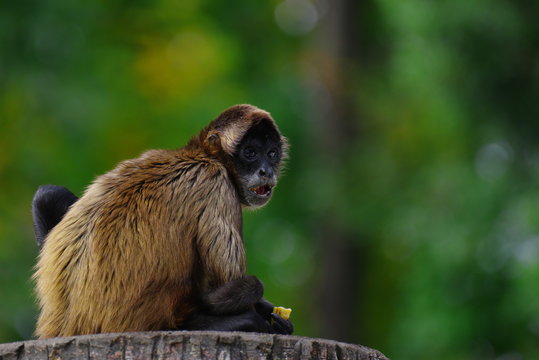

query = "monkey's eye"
[
  {"left": 267, "top": 150, "right": 277, "bottom": 159},
  {"left": 243, "top": 147, "right": 257, "bottom": 159}
]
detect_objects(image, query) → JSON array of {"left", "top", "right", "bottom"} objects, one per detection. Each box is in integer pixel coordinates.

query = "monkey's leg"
[
  {"left": 187, "top": 276, "right": 292, "bottom": 334},
  {"left": 202, "top": 275, "right": 264, "bottom": 315},
  {"left": 182, "top": 310, "right": 273, "bottom": 333},
  {"left": 32, "top": 185, "right": 79, "bottom": 249}
]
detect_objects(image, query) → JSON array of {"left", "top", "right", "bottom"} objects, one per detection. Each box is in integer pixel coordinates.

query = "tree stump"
[{"left": 0, "top": 331, "right": 388, "bottom": 360}]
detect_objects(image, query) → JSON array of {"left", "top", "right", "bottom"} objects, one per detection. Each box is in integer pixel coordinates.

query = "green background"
[{"left": 1, "top": 0, "right": 539, "bottom": 359}]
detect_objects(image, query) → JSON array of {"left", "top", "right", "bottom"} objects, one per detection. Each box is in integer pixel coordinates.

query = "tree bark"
[{"left": 0, "top": 331, "right": 387, "bottom": 360}]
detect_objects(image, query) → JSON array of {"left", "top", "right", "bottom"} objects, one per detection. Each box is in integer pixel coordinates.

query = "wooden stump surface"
[{"left": 0, "top": 331, "right": 388, "bottom": 360}]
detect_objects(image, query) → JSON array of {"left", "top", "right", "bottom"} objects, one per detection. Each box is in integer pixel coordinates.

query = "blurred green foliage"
[{"left": 1, "top": 0, "right": 538, "bottom": 359}]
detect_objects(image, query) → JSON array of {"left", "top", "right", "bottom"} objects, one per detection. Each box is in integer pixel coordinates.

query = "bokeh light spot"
[
  {"left": 275, "top": 0, "right": 319, "bottom": 36},
  {"left": 475, "top": 142, "right": 513, "bottom": 181}
]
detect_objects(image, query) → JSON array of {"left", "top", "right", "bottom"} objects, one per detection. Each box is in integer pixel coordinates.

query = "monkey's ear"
[{"left": 204, "top": 131, "right": 222, "bottom": 156}]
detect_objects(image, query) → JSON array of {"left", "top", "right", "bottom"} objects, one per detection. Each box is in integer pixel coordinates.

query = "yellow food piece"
[{"left": 273, "top": 306, "right": 292, "bottom": 320}]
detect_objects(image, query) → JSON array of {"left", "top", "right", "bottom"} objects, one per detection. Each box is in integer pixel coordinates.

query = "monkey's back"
[{"left": 34, "top": 148, "right": 242, "bottom": 338}]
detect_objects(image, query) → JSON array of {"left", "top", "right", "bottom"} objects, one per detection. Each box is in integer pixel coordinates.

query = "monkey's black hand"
[
  {"left": 270, "top": 313, "right": 294, "bottom": 335},
  {"left": 255, "top": 298, "right": 294, "bottom": 335},
  {"left": 254, "top": 298, "right": 274, "bottom": 318}
]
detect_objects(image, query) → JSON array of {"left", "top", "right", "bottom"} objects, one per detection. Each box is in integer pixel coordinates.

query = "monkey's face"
[{"left": 233, "top": 121, "right": 283, "bottom": 208}]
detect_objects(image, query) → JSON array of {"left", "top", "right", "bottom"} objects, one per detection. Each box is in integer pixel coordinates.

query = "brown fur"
[{"left": 33, "top": 104, "right": 287, "bottom": 338}]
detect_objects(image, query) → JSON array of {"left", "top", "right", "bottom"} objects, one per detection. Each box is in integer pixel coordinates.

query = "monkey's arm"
[
  {"left": 195, "top": 166, "right": 246, "bottom": 288},
  {"left": 191, "top": 166, "right": 292, "bottom": 334}
]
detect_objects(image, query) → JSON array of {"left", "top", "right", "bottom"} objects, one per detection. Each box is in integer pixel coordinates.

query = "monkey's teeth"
[{"left": 251, "top": 185, "right": 272, "bottom": 196}]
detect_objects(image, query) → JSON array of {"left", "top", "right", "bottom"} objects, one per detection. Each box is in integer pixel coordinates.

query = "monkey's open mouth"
[{"left": 250, "top": 185, "right": 273, "bottom": 197}]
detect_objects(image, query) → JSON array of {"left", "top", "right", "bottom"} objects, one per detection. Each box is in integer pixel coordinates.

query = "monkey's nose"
[{"left": 259, "top": 166, "right": 273, "bottom": 179}]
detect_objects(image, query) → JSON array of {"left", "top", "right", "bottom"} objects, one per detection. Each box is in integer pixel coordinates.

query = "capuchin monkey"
[{"left": 32, "top": 105, "right": 293, "bottom": 338}]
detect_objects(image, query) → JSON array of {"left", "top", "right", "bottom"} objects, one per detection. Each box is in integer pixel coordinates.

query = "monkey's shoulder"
[
  {"left": 96, "top": 148, "right": 233, "bottom": 199},
  {"left": 109, "top": 149, "right": 225, "bottom": 178}
]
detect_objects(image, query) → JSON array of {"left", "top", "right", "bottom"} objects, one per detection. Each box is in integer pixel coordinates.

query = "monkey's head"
[{"left": 196, "top": 104, "right": 288, "bottom": 208}]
